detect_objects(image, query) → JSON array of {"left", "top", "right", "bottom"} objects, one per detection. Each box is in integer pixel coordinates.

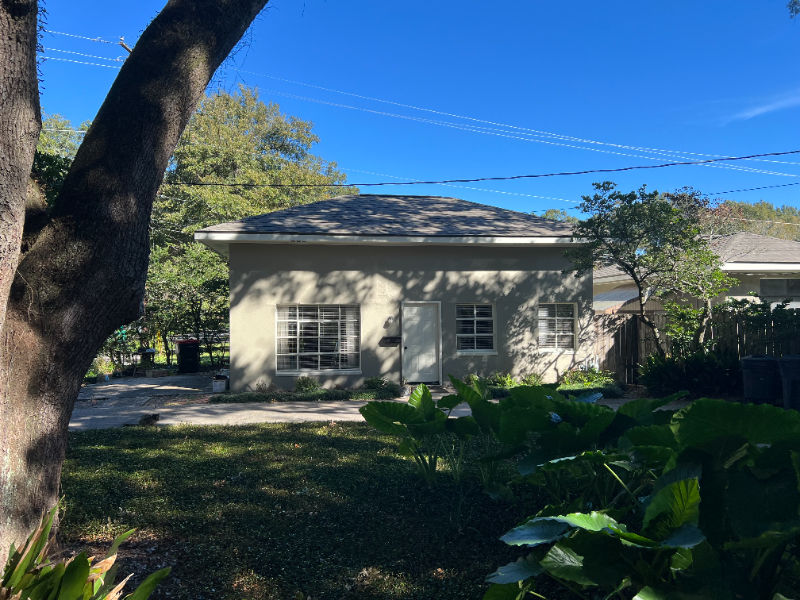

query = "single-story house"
[
  {"left": 195, "top": 194, "right": 593, "bottom": 391},
  {"left": 593, "top": 232, "right": 800, "bottom": 314}
]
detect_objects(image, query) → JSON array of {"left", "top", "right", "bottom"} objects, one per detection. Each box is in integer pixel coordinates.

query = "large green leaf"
[
  {"left": 437, "top": 394, "right": 463, "bottom": 411},
  {"left": 60, "top": 552, "right": 90, "bottom": 600},
  {"left": 106, "top": 529, "right": 136, "bottom": 559},
  {"left": 671, "top": 399, "right": 800, "bottom": 448},
  {"left": 643, "top": 478, "right": 701, "bottom": 541},
  {"left": 726, "top": 466, "right": 800, "bottom": 539},
  {"left": 507, "top": 386, "right": 561, "bottom": 411},
  {"left": 482, "top": 582, "right": 526, "bottom": 600},
  {"left": 445, "top": 416, "right": 480, "bottom": 440},
  {"left": 448, "top": 375, "right": 483, "bottom": 406},
  {"left": 359, "top": 402, "right": 423, "bottom": 435},
  {"left": 575, "top": 411, "right": 616, "bottom": 445},
  {"left": 500, "top": 520, "right": 570, "bottom": 547},
  {"left": 540, "top": 545, "right": 597, "bottom": 586},
  {"left": 623, "top": 425, "right": 679, "bottom": 450},
  {"left": 486, "top": 556, "right": 544, "bottom": 584},
  {"left": 408, "top": 384, "right": 437, "bottom": 420},
  {"left": 407, "top": 412, "right": 448, "bottom": 438},
  {"left": 619, "top": 398, "right": 656, "bottom": 424},
  {"left": 551, "top": 398, "right": 613, "bottom": 428},
  {"left": 470, "top": 398, "right": 503, "bottom": 436},
  {"left": 125, "top": 567, "right": 171, "bottom": 600},
  {"left": 497, "top": 407, "right": 553, "bottom": 446}
]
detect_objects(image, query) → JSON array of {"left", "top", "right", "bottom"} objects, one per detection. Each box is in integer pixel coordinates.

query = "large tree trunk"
[{"left": 0, "top": 0, "right": 269, "bottom": 559}]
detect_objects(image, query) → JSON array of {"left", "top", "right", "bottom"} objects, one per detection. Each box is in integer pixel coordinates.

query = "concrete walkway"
[{"left": 70, "top": 373, "right": 688, "bottom": 430}]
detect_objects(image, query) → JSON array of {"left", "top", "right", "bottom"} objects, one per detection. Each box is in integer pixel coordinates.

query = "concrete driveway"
[{"left": 70, "top": 373, "right": 687, "bottom": 430}]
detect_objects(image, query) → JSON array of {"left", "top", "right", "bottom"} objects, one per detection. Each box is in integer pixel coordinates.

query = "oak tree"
[{"left": 0, "top": 0, "right": 269, "bottom": 557}]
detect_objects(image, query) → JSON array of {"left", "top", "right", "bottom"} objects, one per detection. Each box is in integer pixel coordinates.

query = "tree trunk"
[
  {"left": 0, "top": 0, "right": 269, "bottom": 559},
  {"left": 694, "top": 299, "right": 713, "bottom": 349},
  {"left": 636, "top": 286, "right": 667, "bottom": 357}
]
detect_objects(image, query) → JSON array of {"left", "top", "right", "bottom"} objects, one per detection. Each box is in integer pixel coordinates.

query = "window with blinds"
[
  {"left": 276, "top": 305, "right": 361, "bottom": 372},
  {"left": 456, "top": 304, "right": 495, "bottom": 352},
  {"left": 538, "top": 303, "right": 575, "bottom": 350}
]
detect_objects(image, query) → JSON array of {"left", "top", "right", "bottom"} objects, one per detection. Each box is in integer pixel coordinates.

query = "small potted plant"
[{"left": 400, "top": 377, "right": 411, "bottom": 398}]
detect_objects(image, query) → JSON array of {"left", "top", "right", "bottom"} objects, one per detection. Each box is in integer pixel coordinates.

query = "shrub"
[
  {"left": 294, "top": 376, "right": 320, "bottom": 393},
  {"left": 363, "top": 376, "right": 388, "bottom": 390},
  {"left": 2, "top": 505, "right": 169, "bottom": 599},
  {"left": 520, "top": 373, "right": 543, "bottom": 386},
  {"left": 639, "top": 351, "right": 741, "bottom": 396},
  {"left": 488, "top": 372, "right": 518, "bottom": 388},
  {"left": 559, "top": 365, "right": 615, "bottom": 387},
  {"left": 462, "top": 373, "right": 480, "bottom": 387}
]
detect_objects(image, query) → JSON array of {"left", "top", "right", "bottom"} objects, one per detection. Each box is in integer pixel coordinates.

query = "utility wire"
[
  {"left": 42, "top": 47, "right": 123, "bottom": 62},
  {"left": 171, "top": 149, "right": 800, "bottom": 189},
  {"left": 344, "top": 168, "right": 578, "bottom": 203},
  {"left": 41, "top": 56, "right": 121, "bottom": 69},
  {"left": 711, "top": 181, "right": 800, "bottom": 195},
  {"left": 254, "top": 88, "right": 796, "bottom": 179},
  {"left": 45, "top": 30, "right": 115, "bottom": 44},
  {"left": 221, "top": 67, "right": 800, "bottom": 168}
]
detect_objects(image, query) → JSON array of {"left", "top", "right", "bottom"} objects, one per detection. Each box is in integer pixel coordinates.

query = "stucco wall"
[{"left": 228, "top": 243, "right": 593, "bottom": 391}]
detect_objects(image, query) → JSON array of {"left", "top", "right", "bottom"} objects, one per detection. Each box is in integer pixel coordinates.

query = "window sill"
[
  {"left": 456, "top": 351, "right": 498, "bottom": 356},
  {"left": 276, "top": 370, "right": 362, "bottom": 376},
  {"left": 539, "top": 349, "right": 576, "bottom": 355}
]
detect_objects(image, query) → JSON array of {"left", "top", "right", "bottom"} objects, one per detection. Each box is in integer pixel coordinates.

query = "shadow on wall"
[{"left": 228, "top": 245, "right": 593, "bottom": 390}]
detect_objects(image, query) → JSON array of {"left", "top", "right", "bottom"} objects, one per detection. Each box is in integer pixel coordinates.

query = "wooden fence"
[{"left": 594, "top": 310, "right": 800, "bottom": 384}]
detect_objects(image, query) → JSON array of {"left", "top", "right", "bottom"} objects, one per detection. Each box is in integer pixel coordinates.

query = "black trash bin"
[
  {"left": 778, "top": 355, "right": 800, "bottom": 410},
  {"left": 741, "top": 356, "right": 782, "bottom": 404},
  {"left": 176, "top": 339, "right": 200, "bottom": 374}
]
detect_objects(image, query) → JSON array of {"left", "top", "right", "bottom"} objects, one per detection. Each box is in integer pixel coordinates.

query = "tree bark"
[
  {"left": 0, "top": 0, "right": 268, "bottom": 559},
  {"left": 636, "top": 288, "right": 667, "bottom": 357}
]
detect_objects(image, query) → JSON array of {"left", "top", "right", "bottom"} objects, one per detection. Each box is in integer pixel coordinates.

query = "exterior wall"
[{"left": 229, "top": 243, "right": 593, "bottom": 391}]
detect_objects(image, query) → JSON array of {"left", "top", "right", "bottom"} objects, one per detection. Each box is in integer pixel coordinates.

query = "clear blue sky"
[{"left": 40, "top": 0, "right": 800, "bottom": 215}]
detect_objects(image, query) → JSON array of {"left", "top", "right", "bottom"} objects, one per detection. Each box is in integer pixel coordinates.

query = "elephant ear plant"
[
  {"left": 486, "top": 399, "right": 800, "bottom": 600},
  {"left": 1, "top": 504, "right": 169, "bottom": 600},
  {"left": 359, "top": 383, "right": 478, "bottom": 485}
]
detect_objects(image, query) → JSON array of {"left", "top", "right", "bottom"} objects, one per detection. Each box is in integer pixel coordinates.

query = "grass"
[{"left": 62, "top": 423, "right": 538, "bottom": 600}]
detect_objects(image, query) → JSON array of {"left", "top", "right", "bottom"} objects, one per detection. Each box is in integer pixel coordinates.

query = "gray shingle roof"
[
  {"left": 197, "top": 194, "right": 574, "bottom": 237},
  {"left": 710, "top": 232, "right": 800, "bottom": 263}
]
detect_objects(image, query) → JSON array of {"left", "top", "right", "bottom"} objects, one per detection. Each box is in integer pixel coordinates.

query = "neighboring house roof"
[
  {"left": 593, "top": 232, "right": 800, "bottom": 284},
  {"left": 593, "top": 285, "right": 640, "bottom": 313},
  {"left": 710, "top": 232, "right": 800, "bottom": 265},
  {"left": 195, "top": 194, "right": 578, "bottom": 256}
]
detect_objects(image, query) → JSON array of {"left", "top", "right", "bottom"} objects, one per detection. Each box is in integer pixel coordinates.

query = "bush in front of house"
[
  {"left": 639, "top": 351, "right": 741, "bottom": 397},
  {"left": 294, "top": 376, "right": 321, "bottom": 393}
]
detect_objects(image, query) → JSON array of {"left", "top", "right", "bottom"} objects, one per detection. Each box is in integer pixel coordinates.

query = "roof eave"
[{"left": 194, "top": 231, "right": 581, "bottom": 257}]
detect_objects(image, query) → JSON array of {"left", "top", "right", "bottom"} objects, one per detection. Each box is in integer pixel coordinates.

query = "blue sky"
[{"left": 40, "top": 0, "right": 800, "bottom": 215}]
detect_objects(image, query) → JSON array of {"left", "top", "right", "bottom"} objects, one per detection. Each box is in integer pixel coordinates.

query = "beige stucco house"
[
  {"left": 195, "top": 194, "right": 592, "bottom": 391},
  {"left": 593, "top": 232, "right": 800, "bottom": 314}
]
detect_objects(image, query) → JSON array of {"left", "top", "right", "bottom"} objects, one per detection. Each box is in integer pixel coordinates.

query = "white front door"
[{"left": 402, "top": 303, "right": 440, "bottom": 383}]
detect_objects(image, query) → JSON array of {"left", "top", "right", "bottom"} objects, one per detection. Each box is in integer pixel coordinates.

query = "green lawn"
[{"left": 62, "top": 423, "right": 537, "bottom": 600}]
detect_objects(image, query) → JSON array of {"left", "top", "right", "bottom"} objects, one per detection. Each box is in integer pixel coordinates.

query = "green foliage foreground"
[
  {"left": 2, "top": 505, "right": 168, "bottom": 599},
  {"left": 361, "top": 381, "right": 800, "bottom": 599}
]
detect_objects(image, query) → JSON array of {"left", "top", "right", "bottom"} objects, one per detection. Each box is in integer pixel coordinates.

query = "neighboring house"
[
  {"left": 592, "top": 232, "right": 800, "bottom": 314},
  {"left": 195, "top": 194, "right": 592, "bottom": 391}
]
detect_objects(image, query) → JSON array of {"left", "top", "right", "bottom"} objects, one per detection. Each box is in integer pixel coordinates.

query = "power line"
[
  {"left": 221, "top": 67, "right": 800, "bottom": 169},
  {"left": 45, "top": 30, "right": 115, "bottom": 44},
  {"left": 253, "top": 88, "right": 796, "bottom": 179},
  {"left": 711, "top": 181, "right": 800, "bottom": 195},
  {"left": 42, "top": 47, "right": 123, "bottom": 62},
  {"left": 344, "top": 168, "right": 579, "bottom": 203},
  {"left": 41, "top": 56, "right": 121, "bottom": 69},
  {"left": 170, "top": 149, "right": 800, "bottom": 189}
]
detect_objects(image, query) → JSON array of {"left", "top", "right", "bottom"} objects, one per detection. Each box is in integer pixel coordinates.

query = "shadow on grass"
[{"left": 63, "top": 423, "right": 525, "bottom": 600}]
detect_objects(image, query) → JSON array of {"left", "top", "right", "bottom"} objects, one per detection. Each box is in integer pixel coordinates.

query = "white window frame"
[
  {"left": 275, "top": 304, "right": 362, "bottom": 376},
  {"left": 538, "top": 302, "right": 577, "bottom": 354},
  {"left": 455, "top": 303, "right": 498, "bottom": 355}
]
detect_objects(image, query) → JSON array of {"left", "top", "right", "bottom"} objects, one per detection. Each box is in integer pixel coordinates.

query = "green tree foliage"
[
  {"left": 153, "top": 86, "right": 355, "bottom": 245},
  {"left": 790, "top": 0, "right": 800, "bottom": 19},
  {"left": 31, "top": 113, "right": 89, "bottom": 206},
  {"left": 538, "top": 208, "right": 578, "bottom": 224},
  {"left": 143, "top": 87, "right": 356, "bottom": 366},
  {"left": 566, "top": 182, "right": 717, "bottom": 355},
  {"left": 723, "top": 200, "right": 800, "bottom": 241}
]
